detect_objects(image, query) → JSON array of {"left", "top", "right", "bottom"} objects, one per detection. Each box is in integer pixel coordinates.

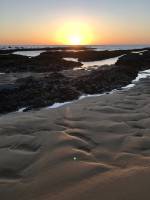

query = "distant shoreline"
[{"left": 0, "top": 44, "right": 150, "bottom": 52}]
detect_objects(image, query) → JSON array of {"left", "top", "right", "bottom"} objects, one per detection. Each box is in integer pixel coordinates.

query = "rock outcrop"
[{"left": 0, "top": 49, "right": 150, "bottom": 114}]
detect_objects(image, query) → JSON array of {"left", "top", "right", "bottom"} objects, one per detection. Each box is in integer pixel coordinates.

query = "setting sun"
[
  {"left": 55, "top": 21, "right": 94, "bottom": 45},
  {"left": 69, "top": 35, "right": 81, "bottom": 45}
]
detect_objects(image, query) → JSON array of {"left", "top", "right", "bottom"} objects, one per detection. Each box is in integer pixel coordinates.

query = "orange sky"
[{"left": 1, "top": 0, "right": 150, "bottom": 45}]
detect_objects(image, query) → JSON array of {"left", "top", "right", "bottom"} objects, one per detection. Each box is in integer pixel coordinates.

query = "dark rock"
[
  {"left": 0, "top": 73, "right": 81, "bottom": 114},
  {"left": 73, "top": 63, "right": 138, "bottom": 94},
  {"left": 0, "top": 49, "right": 150, "bottom": 114},
  {"left": 116, "top": 51, "right": 150, "bottom": 70},
  {"left": 0, "top": 53, "right": 82, "bottom": 73}
]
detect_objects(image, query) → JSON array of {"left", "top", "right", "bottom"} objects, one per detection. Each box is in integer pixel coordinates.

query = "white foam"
[
  {"left": 133, "top": 69, "right": 150, "bottom": 82},
  {"left": 46, "top": 68, "right": 150, "bottom": 109},
  {"left": 122, "top": 84, "right": 135, "bottom": 89},
  {"left": 47, "top": 102, "right": 72, "bottom": 109},
  {"left": 18, "top": 107, "right": 27, "bottom": 112},
  {"left": 121, "top": 69, "right": 150, "bottom": 90}
]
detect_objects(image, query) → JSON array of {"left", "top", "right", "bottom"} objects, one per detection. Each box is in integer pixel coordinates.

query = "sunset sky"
[{"left": 0, "top": 0, "right": 150, "bottom": 45}]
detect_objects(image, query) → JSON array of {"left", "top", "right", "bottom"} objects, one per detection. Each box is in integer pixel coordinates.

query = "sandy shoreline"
[{"left": 0, "top": 77, "right": 150, "bottom": 199}]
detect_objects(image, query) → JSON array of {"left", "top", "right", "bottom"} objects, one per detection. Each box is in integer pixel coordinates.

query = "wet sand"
[{"left": 0, "top": 77, "right": 150, "bottom": 200}]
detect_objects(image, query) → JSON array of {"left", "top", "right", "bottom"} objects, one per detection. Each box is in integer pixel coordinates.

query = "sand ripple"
[{"left": 0, "top": 78, "right": 150, "bottom": 199}]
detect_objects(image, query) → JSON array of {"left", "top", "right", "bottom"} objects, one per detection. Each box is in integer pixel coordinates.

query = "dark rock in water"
[
  {"left": 75, "top": 50, "right": 128, "bottom": 62},
  {"left": 0, "top": 60, "right": 140, "bottom": 114},
  {"left": 0, "top": 53, "right": 82, "bottom": 73},
  {"left": 0, "top": 49, "right": 150, "bottom": 114},
  {"left": 73, "top": 63, "right": 138, "bottom": 94},
  {"left": 116, "top": 51, "right": 150, "bottom": 70},
  {"left": 0, "top": 49, "right": 149, "bottom": 73},
  {"left": 75, "top": 50, "right": 150, "bottom": 94},
  {"left": 0, "top": 73, "right": 81, "bottom": 114},
  {"left": 52, "top": 49, "right": 130, "bottom": 62}
]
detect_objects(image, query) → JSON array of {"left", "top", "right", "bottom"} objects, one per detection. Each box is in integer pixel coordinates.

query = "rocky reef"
[{"left": 0, "top": 48, "right": 150, "bottom": 114}]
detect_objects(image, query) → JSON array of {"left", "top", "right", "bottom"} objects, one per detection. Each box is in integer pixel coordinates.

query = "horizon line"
[{"left": 1, "top": 44, "right": 150, "bottom": 46}]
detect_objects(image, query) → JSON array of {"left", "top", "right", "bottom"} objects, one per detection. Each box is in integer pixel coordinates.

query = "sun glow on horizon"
[
  {"left": 69, "top": 35, "right": 81, "bottom": 45},
  {"left": 55, "top": 21, "right": 94, "bottom": 45}
]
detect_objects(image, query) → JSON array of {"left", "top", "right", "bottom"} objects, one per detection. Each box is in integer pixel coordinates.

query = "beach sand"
[{"left": 0, "top": 78, "right": 150, "bottom": 200}]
